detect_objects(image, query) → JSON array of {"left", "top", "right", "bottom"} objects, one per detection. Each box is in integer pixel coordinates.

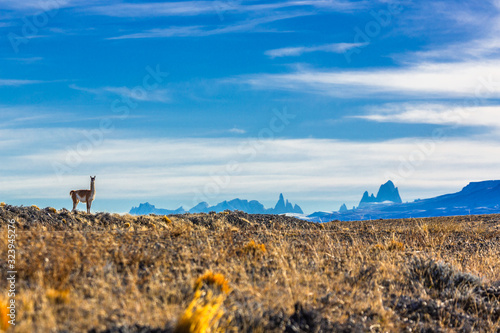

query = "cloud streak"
[
  {"left": 107, "top": 13, "right": 311, "bottom": 39},
  {"left": 265, "top": 42, "right": 366, "bottom": 58},
  {"left": 356, "top": 104, "right": 500, "bottom": 129},
  {"left": 239, "top": 60, "right": 500, "bottom": 98},
  {"left": 87, "top": 0, "right": 366, "bottom": 18},
  {"left": 0, "top": 78, "right": 44, "bottom": 86},
  {"left": 70, "top": 84, "right": 170, "bottom": 102}
]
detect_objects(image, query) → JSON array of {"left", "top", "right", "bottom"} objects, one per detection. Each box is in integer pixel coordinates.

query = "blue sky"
[{"left": 2, "top": 0, "right": 500, "bottom": 214}]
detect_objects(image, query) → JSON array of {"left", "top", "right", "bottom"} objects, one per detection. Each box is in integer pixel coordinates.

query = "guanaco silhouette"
[{"left": 70, "top": 176, "right": 96, "bottom": 214}]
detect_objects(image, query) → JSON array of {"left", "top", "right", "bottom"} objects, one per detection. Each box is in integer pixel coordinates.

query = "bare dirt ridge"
[{"left": 0, "top": 204, "right": 499, "bottom": 332}]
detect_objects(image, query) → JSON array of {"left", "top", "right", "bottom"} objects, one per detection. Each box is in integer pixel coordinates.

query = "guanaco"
[{"left": 70, "top": 176, "right": 96, "bottom": 214}]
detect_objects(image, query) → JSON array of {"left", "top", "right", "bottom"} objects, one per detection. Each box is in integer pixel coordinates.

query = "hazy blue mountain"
[
  {"left": 189, "top": 202, "right": 210, "bottom": 213},
  {"left": 129, "top": 202, "right": 186, "bottom": 215},
  {"left": 129, "top": 193, "right": 303, "bottom": 215},
  {"left": 359, "top": 180, "right": 402, "bottom": 207},
  {"left": 293, "top": 204, "right": 303, "bottom": 214},
  {"left": 339, "top": 203, "right": 348, "bottom": 212},
  {"left": 308, "top": 180, "right": 500, "bottom": 222},
  {"left": 273, "top": 193, "right": 286, "bottom": 213}
]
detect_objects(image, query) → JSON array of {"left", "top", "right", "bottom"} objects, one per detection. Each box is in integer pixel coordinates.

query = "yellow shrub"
[
  {"left": 239, "top": 240, "right": 266, "bottom": 257},
  {"left": 0, "top": 202, "right": 5, "bottom": 207},
  {"left": 46, "top": 288, "right": 70, "bottom": 304},
  {"left": 48, "top": 207, "right": 57, "bottom": 213},
  {"left": 31, "top": 205, "right": 40, "bottom": 210},
  {"left": 387, "top": 239, "right": 405, "bottom": 251},
  {"left": 174, "top": 290, "right": 224, "bottom": 333},
  {"left": 124, "top": 223, "right": 131, "bottom": 228},
  {"left": 163, "top": 215, "right": 172, "bottom": 224},
  {"left": 371, "top": 244, "right": 386, "bottom": 252},
  {"left": 0, "top": 298, "right": 10, "bottom": 332},
  {"left": 194, "top": 272, "right": 231, "bottom": 295}
]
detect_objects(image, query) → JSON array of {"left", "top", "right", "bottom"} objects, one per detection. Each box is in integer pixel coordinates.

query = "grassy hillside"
[{"left": 0, "top": 204, "right": 499, "bottom": 332}]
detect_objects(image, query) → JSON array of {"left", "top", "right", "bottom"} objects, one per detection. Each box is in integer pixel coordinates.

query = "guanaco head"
[{"left": 90, "top": 176, "right": 96, "bottom": 182}]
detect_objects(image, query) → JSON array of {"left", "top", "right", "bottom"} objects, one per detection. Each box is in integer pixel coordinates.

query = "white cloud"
[
  {"left": 0, "top": 0, "right": 71, "bottom": 11},
  {"left": 239, "top": 60, "right": 500, "bottom": 98},
  {"left": 265, "top": 42, "right": 367, "bottom": 58},
  {"left": 4, "top": 57, "right": 43, "bottom": 63},
  {"left": 229, "top": 127, "right": 246, "bottom": 134},
  {"left": 70, "top": 84, "right": 170, "bottom": 102},
  {"left": 108, "top": 13, "right": 310, "bottom": 39},
  {"left": 355, "top": 104, "right": 500, "bottom": 129},
  {"left": 88, "top": 1, "right": 366, "bottom": 18},
  {"left": 393, "top": 1, "right": 500, "bottom": 62},
  {"left": 0, "top": 79, "right": 43, "bottom": 86}
]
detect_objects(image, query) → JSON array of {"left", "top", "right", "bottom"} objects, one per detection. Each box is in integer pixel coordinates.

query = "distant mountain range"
[
  {"left": 130, "top": 180, "right": 500, "bottom": 222},
  {"left": 308, "top": 180, "right": 500, "bottom": 222},
  {"left": 129, "top": 193, "right": 303, "bottom": 215}
]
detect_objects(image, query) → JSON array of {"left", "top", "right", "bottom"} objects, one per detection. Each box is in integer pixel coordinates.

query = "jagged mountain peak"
[{"left": 359, "top": 180, "right": 402, "bottom": 207}]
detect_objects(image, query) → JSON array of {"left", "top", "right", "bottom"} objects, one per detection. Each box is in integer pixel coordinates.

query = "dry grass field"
[{"left": 0, "top": 204, "right": 499, "bottom": 332}]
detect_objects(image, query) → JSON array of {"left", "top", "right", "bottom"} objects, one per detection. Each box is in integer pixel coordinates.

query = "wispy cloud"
[
  {"left": 228, "top": 127, "right": 246, "bottom": 134},
  {"left": 0, "top": 0, "right": 71, "bottom": 11},
  {"left": 87, "top": 0, "right": 366, "bottom": 18},
  {"left": 108, "top": 13, "right": 310, "bottom": 39},
  {"left": 70, "top": 84, "right": 170, "bottom": 102},
  {"left": 265, "top": 42, "right": 366, "bottom": 58},
  {"left": 393, "top": 1, "right": 500, "bottom": 62},
  {"left": 87, "top": 1, "right": 224, "bottom": 18},
  {"left": 4, "top": 57, "right": 43, "bottom": 63},
  {"left": 355, "top": 104, "right": 500, "bottom": 129},
  {"left": 239, "top": 60, "right": 500, "bottom": 98},
  {"left": 0, "top": 78, "right": 44, "bottom": 86}
]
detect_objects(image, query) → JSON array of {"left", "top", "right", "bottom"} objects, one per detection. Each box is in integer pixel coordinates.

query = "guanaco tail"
[{"left": 70, "top": 176, "right": 96, "bottom": 214}]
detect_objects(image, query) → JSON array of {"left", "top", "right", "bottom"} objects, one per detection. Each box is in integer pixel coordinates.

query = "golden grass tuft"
[
  {"left": 46, "top": 288, "right": 70, "bottom": 304},
  {"left": 124, "top": 222, "right": 131, "bottom": 228},
  {"left": 174, "top": 290, "right": 225, "bottom": 333},
  {"left": 239, "top": 240, "right": 266, "bottom": 257},
  {"left": 194, "top": 272, "right": 231, "bottom": 295},
  {"left": 163, "top": 215, "right": 172, "bottom": 224},
  {"left": 387, "top": 238, "right": 405, "bottom": 251},
  {"left": 0, "top": 298, "right": 10, "bottom": 332},
  {"left": 0, "top": 202, "right": 5, "bottom": 207},
  {"left": 370, "top": 243, "right": 386, "bottom": 252},
  {"left": 48, "top": 207, "right": 57, "bottom": 213},
  {"left": 31, "top": 204, "right": 40, "bottom": 210}
]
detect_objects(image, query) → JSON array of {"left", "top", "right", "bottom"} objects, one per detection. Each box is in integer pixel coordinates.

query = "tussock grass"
[{"left": 0, "top": 206, "right": 499, "bottom": 332}]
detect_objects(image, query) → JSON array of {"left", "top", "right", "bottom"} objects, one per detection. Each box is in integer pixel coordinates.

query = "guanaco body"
[{"left": 70, "top": 176, "right": 96, "bottom": 214}]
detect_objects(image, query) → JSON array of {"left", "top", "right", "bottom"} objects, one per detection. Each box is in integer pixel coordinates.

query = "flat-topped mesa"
[{"left": 359, "top": 180, "right": 402, "bottom": 207}]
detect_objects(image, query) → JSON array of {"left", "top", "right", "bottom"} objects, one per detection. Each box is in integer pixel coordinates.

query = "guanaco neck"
[{"left": 90, "top": 180, "right": 95, "bottom": 197}]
